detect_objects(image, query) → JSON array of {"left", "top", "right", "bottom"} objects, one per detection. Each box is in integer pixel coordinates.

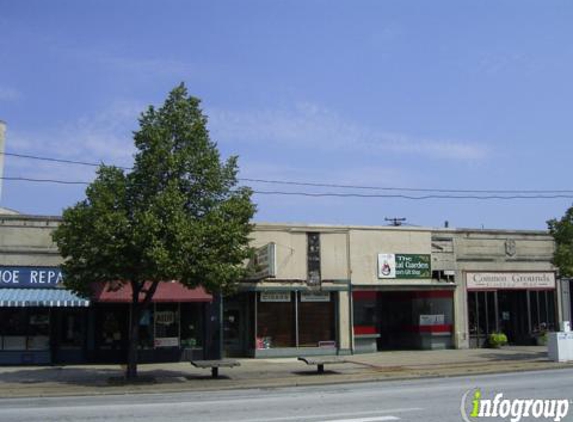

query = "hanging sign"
[{"left": 247, "top": 243, "right": 277, "bottom": 280}]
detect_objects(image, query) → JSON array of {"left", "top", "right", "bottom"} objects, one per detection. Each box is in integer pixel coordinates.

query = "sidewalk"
[{"left": 0, "top": 346, "right": 570, "bottom": 398}]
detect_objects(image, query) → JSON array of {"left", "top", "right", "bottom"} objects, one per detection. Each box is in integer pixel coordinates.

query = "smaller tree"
[
  {"left": 547, "top": 205, "right": 573, "bottom": 278},
  {"left": 53, "top": 84, "right": 256, "bottom": 379}
]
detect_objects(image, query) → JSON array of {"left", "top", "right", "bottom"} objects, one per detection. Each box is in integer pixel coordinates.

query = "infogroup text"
[{"left": 461, "top": 389, "right": 570, "bottom": 422}]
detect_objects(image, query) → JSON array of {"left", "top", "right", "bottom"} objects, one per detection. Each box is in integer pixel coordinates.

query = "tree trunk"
[{"left": 126, "top": 281, "right": 141, "bottom": 380}]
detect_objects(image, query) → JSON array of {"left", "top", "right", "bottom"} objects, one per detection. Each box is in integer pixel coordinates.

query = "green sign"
[
  {"left": 395, "top": 254, "right": 431, "bottom": 279},
  {"left": 378, "top": 253, "right": 431, "bottom": 279}
]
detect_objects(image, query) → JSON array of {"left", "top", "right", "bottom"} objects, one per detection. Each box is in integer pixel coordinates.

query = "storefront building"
[
  {"left": 450, "top": 229, "right": 558, "bottom": 348},
  {"left": 1, "top": 214, "right": 564, "bottom": 363},
  {"left": 226, "top": 226, "right": 352, "bottom": 357},
  {"left": 350, "top": 227, "right": 456, "bottom": 352},
  {"left": 0, "top": 214, "right": 216, "bottom": 365}
]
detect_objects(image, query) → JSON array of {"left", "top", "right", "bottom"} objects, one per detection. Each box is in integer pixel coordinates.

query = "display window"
[
  {"left": 256, "top": 291, "right": 336, "bottom": 349},
  {"left": 0, "top": 308, "right": 50, "bottom": 351}
]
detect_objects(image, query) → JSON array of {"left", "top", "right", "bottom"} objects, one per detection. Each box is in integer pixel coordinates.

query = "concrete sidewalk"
[{"left": 0, "top": 346, "right": 570, "bottom": 398}]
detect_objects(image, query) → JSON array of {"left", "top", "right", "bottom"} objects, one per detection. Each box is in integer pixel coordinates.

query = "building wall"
[
  {"left": 349, "top": 227, "right": 432, "bottom": 286},
  {"left": 251, "top": 224, "right": 351, "bottom": 281},
  {"left": 0, "top": 215, "right": 62, "bottom": 266},
  {"left": 443, "top": 228, "right": 557, "bottom": 349}
]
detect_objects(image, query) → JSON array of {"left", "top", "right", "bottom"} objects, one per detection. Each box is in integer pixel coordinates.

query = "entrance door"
[
  {"left": 53, "top": 309, "right": 87, "bottom": 363},
  {"left": 223, "top": 305, "right": 244, "bottom": 357},
  {"left": 498, "top": 291, "right": 529, "bottom": 344}
]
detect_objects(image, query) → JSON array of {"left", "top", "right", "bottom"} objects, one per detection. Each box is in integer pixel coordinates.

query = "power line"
[
  {"left": 1, "top": 151, "right": 130, "bottom": 170},
  {"left": 2, "top": 177, "right": 573, "bottom": 200},
  {"left": 240, "top": 177, "right": 573, "bottom": 194},
  {"left": 2, "top": 150, "right": 573, "bottom": 195}
]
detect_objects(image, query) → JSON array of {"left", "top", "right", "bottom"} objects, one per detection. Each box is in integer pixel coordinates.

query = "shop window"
[
  {"left": 180, "top": 303, "right": 203, "bottom": 348},
  {"left": 58, "top": 309, "right": 84, "bottom": 350},
  {"left": 96, "top": 306, "right": 127, "bottom": 350},
  {"left": 0, "top": 308, "right": 50, "bottom": 351},
  {"left": 530, "top": 290, "right": 556, "bottom": 333},
  {"left": 353, "top": 291, "right": 378, "bottom": 333},
  {"left": 139, "top": 308, "right": 154, "bottom": 349},
  {"left": 257, "top": 292, "right": 295, "bottom": 348},
  {"left": 299, "top": 292, "right": 335, "bottom": 347},
  {"left": 154, "top": 303, "right": 180, "bottom": 348},
  {"left": 412, "top": 291, "right": 454, "bottom": 328}
]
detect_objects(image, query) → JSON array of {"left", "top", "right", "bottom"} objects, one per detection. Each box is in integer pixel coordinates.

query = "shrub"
[{"left": 488, "top": 332, "right": 508, "bottom": 348}]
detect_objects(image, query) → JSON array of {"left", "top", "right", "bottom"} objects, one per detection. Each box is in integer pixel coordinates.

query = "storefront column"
[
  {"left": 337, "top": 291, "right": 351, "bottom": 353},
  {"left": 294, "top": 291, "right": 299, "bottom": 347},
  {"left": 454, "top": 271, "right": 468, "bottom": 349}
]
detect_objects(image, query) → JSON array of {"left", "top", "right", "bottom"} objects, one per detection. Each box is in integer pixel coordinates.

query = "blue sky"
[{"left": 1, "top": 1, "right": 572, "bottom": 230}]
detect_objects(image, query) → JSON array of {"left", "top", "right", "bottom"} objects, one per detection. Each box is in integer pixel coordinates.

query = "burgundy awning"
[{"left": 92, "top": 281, "right": 212, "bottom": 303}]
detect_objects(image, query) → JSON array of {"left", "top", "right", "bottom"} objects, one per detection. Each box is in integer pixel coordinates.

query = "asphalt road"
[{"left": 0, "top": 369, "right": 572, "bottom": 422}]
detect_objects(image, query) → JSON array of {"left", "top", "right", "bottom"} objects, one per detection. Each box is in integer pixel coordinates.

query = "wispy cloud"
[
  {"left": 6, "top": 101, "right": 141, "bottom": 181},
  {"left": 0, "top": 86, "right": 21, "bottom": 102},
  {"left": 208, "top": 103, "right": 489, "bottom": 161}
]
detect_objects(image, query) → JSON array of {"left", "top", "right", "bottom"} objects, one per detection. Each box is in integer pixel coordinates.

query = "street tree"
[
  {"left": 52, "top": 84, "right": 256, "bottom": 379},
  {"left": 547, "top": 205, "right": 573, "bottom": 278}
]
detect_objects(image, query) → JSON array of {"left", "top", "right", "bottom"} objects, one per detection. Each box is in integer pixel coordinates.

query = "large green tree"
[
  {"left": 547, "top": 205, "right": 573, "bottom": 278},
  {"left": 53, "top": 84, "right": 256, "bottom": 379}
]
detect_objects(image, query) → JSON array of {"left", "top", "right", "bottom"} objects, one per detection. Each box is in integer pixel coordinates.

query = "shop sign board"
[
  {"left": 154, "top": 337, "right": 179, "bottom": 348},
  {"left": 419, "top": 314, "right": 445, "bottom": 326},
  {"left": 248, "top": 243, "right": 277, "bottom": 280},
  {"left": 300, "top": 291, "right": 331, "bottom": 302},
  {"left": 0, "top": 266, "right": 63, "bottom": 287},
  {"left": 260, "top": 291, "right": 291, "bottom": 302},
  {"left": 467, "top": 272, "right": 556, "bottom": 290},
  {"left": 377, "top": 254, "right": 431, "bottom": 279},
  {"left": 155, "top": 311, "right": 175, "bottom": 325}
]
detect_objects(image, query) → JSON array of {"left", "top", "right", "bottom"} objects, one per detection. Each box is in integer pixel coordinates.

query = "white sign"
[
  {"left": 300, "top": 291, "right": 331, "bottom": 302},
  {"left": 467, "top": 272, "right": 556, "bottom": 290},
  {"left": 155, "top": 311, "right": 175, "bottom": 325},
  {"left": 260, "top": 291, "right": 291, "bottom": 302},
  {"left": 419, "top": 314, "right": 445, "bottom": 326},
  {"left": 154, "top": 337, "right": 179, "bottom": 348},
  {"left": 249, "top": 243, "right": 277, "bottom": 280},
  {"left": 377, "top": 253, "right": 396, "bottom": 278}
]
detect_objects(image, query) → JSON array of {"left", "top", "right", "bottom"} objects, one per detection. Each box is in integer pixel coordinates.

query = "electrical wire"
[
  {"left": 2, "top": 151, "right": 572, "bottom": 195},
  {"left": 2, "top": 177, "right": 573, "bottom": 200}
]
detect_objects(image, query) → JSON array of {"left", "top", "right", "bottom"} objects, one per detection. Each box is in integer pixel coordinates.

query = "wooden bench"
[
  {"left": 190, "top": 359, "right": 241, "bottom": 378},
  {"left": 297, "top": 356, "right": 347, "bottom": 374}
]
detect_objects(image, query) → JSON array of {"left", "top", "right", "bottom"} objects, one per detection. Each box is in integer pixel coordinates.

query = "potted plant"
[{"left": 488, "top": 332, "right": 508, "bottom": 348}]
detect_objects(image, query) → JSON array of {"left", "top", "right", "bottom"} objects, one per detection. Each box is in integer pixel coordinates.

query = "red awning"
[{"left": 92, "top": 281, "right": 212, "bottom": 303}]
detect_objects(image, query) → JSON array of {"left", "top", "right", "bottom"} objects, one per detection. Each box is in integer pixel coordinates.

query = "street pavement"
[
  {"left": 0, "top": 368, "right": 572, "bottom": 421},
  {"left": 0, "top": 346, "right": 570, "bottom": 399}
]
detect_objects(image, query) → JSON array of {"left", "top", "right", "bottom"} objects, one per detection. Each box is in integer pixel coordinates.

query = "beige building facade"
[
  {"left": 0, "top": 214, "right": 561, "bottom": 362},
  {"left": 234, "top": 223, "right": 559, "bottom": 357}
]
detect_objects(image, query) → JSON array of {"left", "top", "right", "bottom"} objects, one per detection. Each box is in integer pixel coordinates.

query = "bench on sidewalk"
[
  {"left": 297, "top": 356, "right": 347, "bottom": 374},
  {"left": 190, "top": 359, "right": 241, "bottom": 378}
]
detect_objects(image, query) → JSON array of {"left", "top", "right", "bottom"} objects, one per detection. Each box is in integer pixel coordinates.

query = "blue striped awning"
[{"left": 0, "top": 288, "right": 90, "bottom": 307}]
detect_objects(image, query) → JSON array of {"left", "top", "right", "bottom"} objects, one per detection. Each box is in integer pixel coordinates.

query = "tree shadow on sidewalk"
[{"left": 0, "top": 366, "right": 206, "bottom": 388}]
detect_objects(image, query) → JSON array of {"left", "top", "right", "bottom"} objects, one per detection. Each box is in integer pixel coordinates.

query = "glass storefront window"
[
  {"left": 257, "top": 292, "right": 295, "bottom": 348},
  {"left": 181, "top": 303, "right": 203, "bottom": 348},
  {"left": 299, "top": 293, "right": 335, "bottom": 347},
  {"left": 0, "top": 308, "right": 50, "bottom": 351},
  {"left": 154, "top": 303, "right": 180, "bottom": 348}
]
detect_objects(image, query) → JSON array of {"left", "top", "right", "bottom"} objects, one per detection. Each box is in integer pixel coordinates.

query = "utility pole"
[{"left": 385, "top": 217, "right": 406, "bottom": 227}]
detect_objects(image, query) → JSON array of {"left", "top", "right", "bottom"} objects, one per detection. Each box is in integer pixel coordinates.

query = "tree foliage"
[
  {"left": 53, "top": 84, "right": 256, "bottom": 377},
  {"left": 547, "top": 205, "right": 573, "bottom": 278}
]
